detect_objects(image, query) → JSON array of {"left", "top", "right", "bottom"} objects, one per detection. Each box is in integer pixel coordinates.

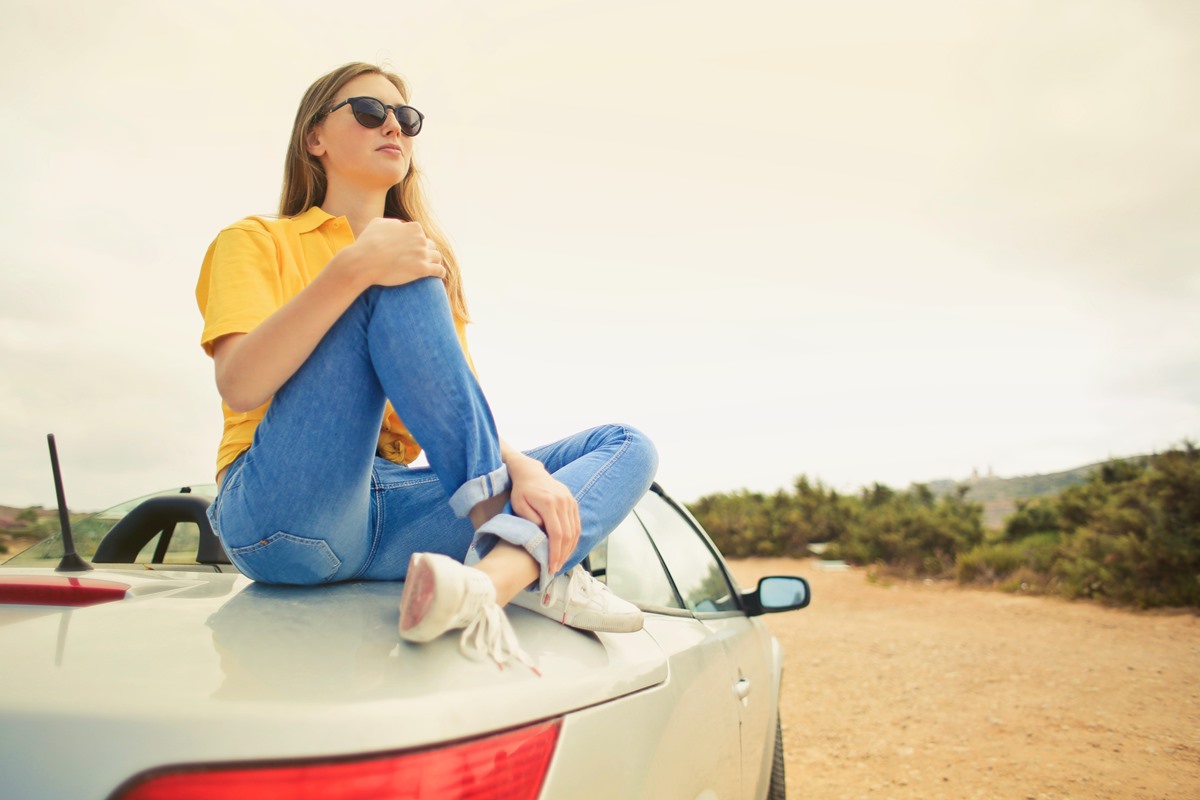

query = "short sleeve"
[{"left": 196, "top": 222, "right": 283, "bottom": 356}]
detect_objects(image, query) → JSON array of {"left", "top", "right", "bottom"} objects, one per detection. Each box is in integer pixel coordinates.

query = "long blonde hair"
[{"left": 280, "top": 62, "right": 468, "bottom": 321}]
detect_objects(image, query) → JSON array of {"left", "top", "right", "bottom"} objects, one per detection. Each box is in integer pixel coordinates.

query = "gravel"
[{"left": 727, "top": 558, "right": 1200, "bottom": 800}]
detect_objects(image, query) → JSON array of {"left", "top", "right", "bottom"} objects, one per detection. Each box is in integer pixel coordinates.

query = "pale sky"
[{"left": 1, "top": 0, "right": 1197, "bottom": 510}]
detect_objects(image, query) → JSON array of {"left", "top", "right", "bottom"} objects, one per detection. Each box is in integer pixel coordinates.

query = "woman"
[{"left": 196, "top": 62, "right": 657, "bottom": 669}]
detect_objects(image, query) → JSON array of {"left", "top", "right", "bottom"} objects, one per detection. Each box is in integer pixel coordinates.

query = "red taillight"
[
  {"left": 0, "top": 576, "right": 128, "bottom": 607},
  {"left": 116, "top": 718, "right": 561, "bottom": 800}
]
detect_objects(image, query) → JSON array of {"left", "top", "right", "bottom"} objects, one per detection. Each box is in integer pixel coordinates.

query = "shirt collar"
[{"left": 291, "top": 205, "right": 342, "bottom": 234}]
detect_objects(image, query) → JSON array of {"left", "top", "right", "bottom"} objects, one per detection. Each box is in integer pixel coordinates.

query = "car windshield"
[{"left": 1, "top": 485, "right": 217, "bottom": 567}]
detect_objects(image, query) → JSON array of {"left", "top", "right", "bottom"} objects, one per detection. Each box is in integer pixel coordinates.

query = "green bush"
[
  {"left": 957, "top": 532, "right": 1059, "bottom": 585},
  {"left": 1051, "top": 446, "right": 1200, "bottom": 608},
  {"left": 1004, "top": 498, "right": 1061, "bottom": 541},
  {"left": 695, "top": 479, "right": 985, "bottom": 579},
  {"left": 689, "top": 477, "right": 855, "bottom": 559},
  {"left": 688, "top": 443, "right": 1199, "bottom": 609},
  {"left": 830, "top": 483, "right": 983, "bottom": 578}
]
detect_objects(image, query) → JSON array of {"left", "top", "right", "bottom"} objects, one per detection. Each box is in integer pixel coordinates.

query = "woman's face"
[{"left": 307, "top": 73, "right": 414, "bottom": 193}]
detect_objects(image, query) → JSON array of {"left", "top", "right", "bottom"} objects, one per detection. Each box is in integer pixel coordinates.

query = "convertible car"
[{"left": 0, "top": 481, "right": 810, "bottom": 799}]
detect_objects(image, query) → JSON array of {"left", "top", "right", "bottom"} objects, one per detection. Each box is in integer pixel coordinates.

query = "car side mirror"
[{"left": 743, "top": 576, "right": 811, "bottom": 616}]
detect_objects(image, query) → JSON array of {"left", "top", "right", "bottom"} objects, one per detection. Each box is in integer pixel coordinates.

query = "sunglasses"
[{"left": 325, "top": 96, "right": 424, "bottom": 136}]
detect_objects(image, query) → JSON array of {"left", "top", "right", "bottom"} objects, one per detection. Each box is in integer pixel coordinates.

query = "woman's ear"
[{"left": 305, "top": 128, "right": 326, "bottom": 158}]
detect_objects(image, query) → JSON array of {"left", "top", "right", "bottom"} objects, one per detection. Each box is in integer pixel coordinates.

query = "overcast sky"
[{"left": 1, "top": 0, "right": 1197, "bottom": 510}]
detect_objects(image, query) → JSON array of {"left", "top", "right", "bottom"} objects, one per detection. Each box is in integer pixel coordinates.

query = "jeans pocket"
[{"left": 228, "top": 532, "right": 342, "bottom": 585}]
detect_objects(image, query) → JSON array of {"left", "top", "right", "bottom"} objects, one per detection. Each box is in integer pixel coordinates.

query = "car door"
[
  {"left": 633, "top": 488, "right": 776, "bottom": 800},
  {"left": 594, "top": 510, "right": 744, "bottom": 798}
]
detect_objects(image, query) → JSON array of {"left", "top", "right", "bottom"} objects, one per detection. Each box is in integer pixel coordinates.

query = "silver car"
[{"left": 0, "top": 482, "right": 809, "bottom": 799}]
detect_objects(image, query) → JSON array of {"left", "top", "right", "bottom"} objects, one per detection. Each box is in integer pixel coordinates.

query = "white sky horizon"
[{"left": 1, "top": 0, "right": 1197, "bottom": 511}]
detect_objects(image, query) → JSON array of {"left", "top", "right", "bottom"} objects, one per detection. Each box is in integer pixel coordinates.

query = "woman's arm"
[
  {"left": 213, "top": 219, "right": 444, "bottom": 413},
  {"left": 501, "top": 438, "right": 581, "bottom": 575}
]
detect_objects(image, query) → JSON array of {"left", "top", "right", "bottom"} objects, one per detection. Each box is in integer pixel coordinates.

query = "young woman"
[{"left": 197, "top": 62, "right": 658, "bottom": 669}]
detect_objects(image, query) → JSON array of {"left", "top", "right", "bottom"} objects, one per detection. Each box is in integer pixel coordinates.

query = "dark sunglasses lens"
[
  {"left": 349, "top": 98, "right": 387, "bottom": 128},
  {"left": 396, "top": 107, "right": 422, "bottom": 136}
]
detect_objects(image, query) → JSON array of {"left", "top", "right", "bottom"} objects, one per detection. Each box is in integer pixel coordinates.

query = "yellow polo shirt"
[{"left": 196, "top": 206, "right": 474, "bottom": 477}]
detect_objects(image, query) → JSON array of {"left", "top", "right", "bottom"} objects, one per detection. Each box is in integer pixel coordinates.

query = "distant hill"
[
  {"left": 0, "top": 504, "right": 56, "bottom": 557},
  {"left": 927, "top": 456, "right": 1149, "bottom": 529},
  {"left": 0, "top": 456, "right": 1158, "bottom": 538},
  {"left": 0, "top": 504, "right": 49, "bottom": 530}
]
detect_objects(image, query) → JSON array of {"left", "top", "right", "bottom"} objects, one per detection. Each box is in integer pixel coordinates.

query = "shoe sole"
[
  {"left": 510, "top": 594, "right": 645, "bottom": 633},
  {"left": 563, "top": 609, "right": 645, "bottom": 634},
  {"left": 399, "top": 554, "right": 439, "bottom": 642}
]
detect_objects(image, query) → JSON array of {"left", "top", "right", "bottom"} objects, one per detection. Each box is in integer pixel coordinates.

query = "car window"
[
  {"left": 132, "top": 522, "right": 206, "bottom": 565},
  {"left": 591, "top": 513, "right": 683, "bottom": 609},
  {"left": 634, "top": 491, "right": 739, "bottom": 613},
  {"left": 3, "top": 485, "right": 217, "bottom": 567}
]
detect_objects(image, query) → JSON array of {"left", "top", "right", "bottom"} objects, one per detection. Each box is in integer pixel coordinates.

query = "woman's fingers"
[
  {"left": 515, "top": 496, "right": 544, "bottom": 532},
  {"left": 425, "top": 237, "right": 447, "bottom": 276},
  {"left": 558, "top": 503, "right": 579, "bottom": 573},
  {"left": 555, "top": 495, "right": 580, "bottom": 574},
  {"left": 512, "top": 483, "right": 580, "bottom": 575},
  {"left": 352, "top": 219, "right": 445, "bottom": 285},
  {"left": 538, "top": 494, "right": 570, "bottom": 574},
  {"left": 505, "top": 450, "right": 580, "bottom": 575},
  {"left": 513, "top": 491, "right": 557, "bottom": 567},
  {"left": 544, "top": 504, "right": 565, "bottom": 575}
]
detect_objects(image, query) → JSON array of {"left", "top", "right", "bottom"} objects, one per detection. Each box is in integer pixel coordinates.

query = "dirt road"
[{"left": 726, "top": 559, "right": 1200, "bottom": 800}]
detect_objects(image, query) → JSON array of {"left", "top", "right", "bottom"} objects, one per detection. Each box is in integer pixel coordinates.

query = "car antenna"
[{"left": 47, "top": 434, "right": 92, "bottom": 573}]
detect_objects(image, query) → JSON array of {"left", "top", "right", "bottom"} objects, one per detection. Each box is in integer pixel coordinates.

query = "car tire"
[{"left": 768, "top": 713, "right": 786, "bottom": 800}]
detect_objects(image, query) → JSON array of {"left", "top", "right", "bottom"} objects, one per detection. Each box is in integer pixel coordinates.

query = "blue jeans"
[{"left": 207, "top": 277, "right": 658, "bottom": 590}]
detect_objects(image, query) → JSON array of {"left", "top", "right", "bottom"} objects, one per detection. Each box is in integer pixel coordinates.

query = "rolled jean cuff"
[
  {"left": 447, "top": 464, "right": 511, "bottom": 519},
  {"left": 469, "top": 514, "right": 551, "bottom": 592}
]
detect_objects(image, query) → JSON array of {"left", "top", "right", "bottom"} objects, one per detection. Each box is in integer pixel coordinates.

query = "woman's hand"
[
  {"left": 336, "top": 218, "right": 446, "bottom": 290},
  {"left": 507, "top": 453, "right": 581, "bottom": 575},
  {"left": 211, "top": 219, "right": 444, "bottom": 413}
]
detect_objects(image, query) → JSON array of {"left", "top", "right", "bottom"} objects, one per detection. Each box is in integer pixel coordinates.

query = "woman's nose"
[{"left": 381, "top": 109, "right": 404, "bottom": 136}]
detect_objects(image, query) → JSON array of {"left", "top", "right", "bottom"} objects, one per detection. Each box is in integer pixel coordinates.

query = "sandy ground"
[{"left": 726, "top": 558, "right": 1200, "bottom": 800}]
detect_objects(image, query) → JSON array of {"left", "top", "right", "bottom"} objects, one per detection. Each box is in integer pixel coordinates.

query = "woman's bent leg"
[
  {"left": 364, "top": 279, "right": 509, "bottom": 518},
  {"left": 210, "top": 278, "right": 515, "bottom": 585},
  {"left": 470, "top": 424, "right": 658, "bottom": 590}
]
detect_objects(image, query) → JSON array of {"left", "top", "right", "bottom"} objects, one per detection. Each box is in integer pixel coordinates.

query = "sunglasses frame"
[{"left": 325, "top": 96, "right": 424, "bottom": 136}]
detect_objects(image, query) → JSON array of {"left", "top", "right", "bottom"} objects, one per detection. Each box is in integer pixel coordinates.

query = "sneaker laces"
[
  {"left": 459, "top": 601, "right": 541, "bottom": 676},
  {"left": 565, "top": 565, "right": 607, "bottom": 607}
]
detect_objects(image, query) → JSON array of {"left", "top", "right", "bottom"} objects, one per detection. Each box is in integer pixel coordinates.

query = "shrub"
[
  {"left": 690, "top": 444, "right": 1199, "bottom": 609},
  {"left": 1004, "top": 498, "right": 1061, "bottom": 541},
  {"left": 957, "top": 533, "right": 1060, "bottom": 585},
  {"left": 1051, "top": 445, "right": 1200, "bottom": 608}
]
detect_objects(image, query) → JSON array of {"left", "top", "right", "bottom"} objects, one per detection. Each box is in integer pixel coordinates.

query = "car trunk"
[{"left": 0, "top": 568, "right": 668, "bottom": 799}]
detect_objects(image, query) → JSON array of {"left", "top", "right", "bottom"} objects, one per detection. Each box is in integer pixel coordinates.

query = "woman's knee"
[
  {"left": 367, "top": 276, "right": 449, "bottom": 313},
  {"left": 603, "top": 423, "right": 659, "bottom": 480}
]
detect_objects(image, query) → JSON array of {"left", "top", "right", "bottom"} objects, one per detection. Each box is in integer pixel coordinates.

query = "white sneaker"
[
  {"left": 509, "top": 564, "right": 644, "bottom": 633},
  {"left": 399, "top": 553, "right": 538, "bottom": 672}
]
